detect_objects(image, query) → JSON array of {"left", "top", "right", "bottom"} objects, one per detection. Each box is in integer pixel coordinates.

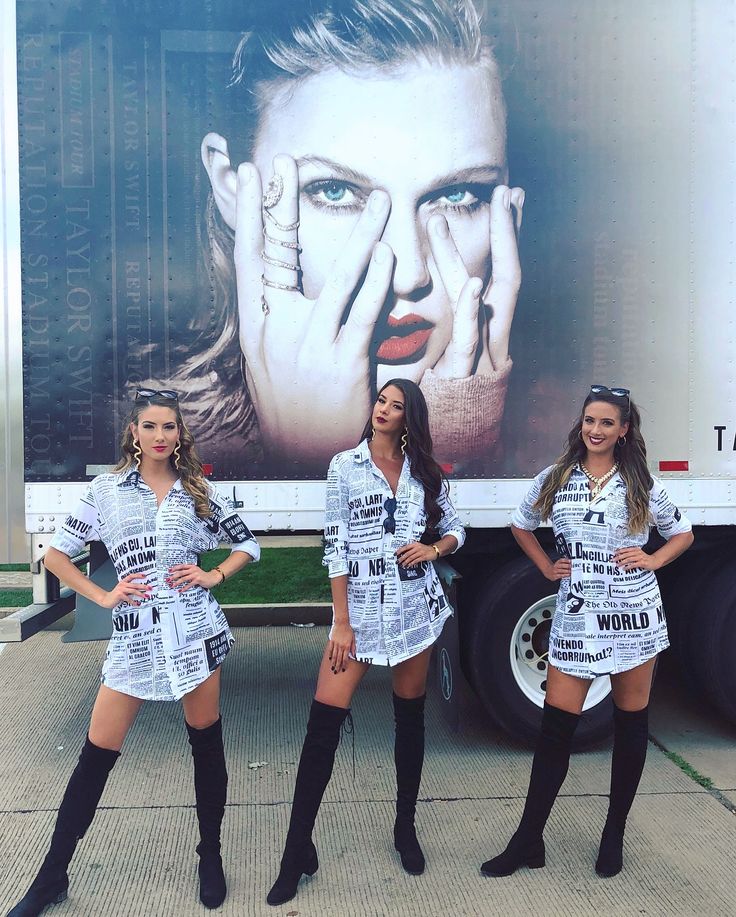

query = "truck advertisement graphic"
[{"left": 4, "top": 0, "right": 736, "bottom": 743}]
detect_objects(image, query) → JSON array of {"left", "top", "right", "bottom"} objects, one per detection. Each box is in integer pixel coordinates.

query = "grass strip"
[
  {"left": 662, "top": 750, "right": 714, "bottom": 790},
  {"left": 0, "top": 548, "right": 331, "bottom": 606},
  {"left": 0, "top": 590, "right": 32, "bottom": 607},
  {"left": 201, "top": 546, "right": 330, "bottom": 604}
]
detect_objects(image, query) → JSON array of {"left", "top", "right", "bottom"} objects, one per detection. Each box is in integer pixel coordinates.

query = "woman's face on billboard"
[{"left": 250, "top": 59, "right": 507, "bottom": 387}]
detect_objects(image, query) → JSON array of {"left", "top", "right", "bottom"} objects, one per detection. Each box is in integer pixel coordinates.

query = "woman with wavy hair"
[
  {"left": 183, "top": 0, "right": 523, "bottom": 476},
  {"left": 480, "top": 385, "right": 693, "bottom": 881},
  {"left": 8, "top": 390, "right": 260, "bottom": 916},
  {"left": 266, "top": 378, "right": 465, "bottom": 905}
]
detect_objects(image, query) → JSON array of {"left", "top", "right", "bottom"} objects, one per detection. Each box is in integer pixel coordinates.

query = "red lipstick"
[{"left": 376, "top": 313, "right": 433, "bottom": 363}]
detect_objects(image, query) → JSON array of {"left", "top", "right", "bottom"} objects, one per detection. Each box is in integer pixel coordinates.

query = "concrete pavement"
[{"left": 0, "top": 627, "right": 734, "bottom": 917}]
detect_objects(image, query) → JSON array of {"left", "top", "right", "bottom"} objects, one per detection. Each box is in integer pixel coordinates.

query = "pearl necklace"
[{"left": 580, "top": 462, "right": 618, "bottom": 499}]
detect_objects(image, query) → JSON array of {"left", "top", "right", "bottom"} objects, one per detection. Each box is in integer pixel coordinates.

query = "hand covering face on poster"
[{"left": 199, "top": 0, "right": 523, "bottom": 473}]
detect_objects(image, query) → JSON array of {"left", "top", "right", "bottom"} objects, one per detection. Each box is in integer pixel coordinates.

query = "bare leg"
[
  {"left": 89, "top": 684, "right": 144, "bottom": 750},
  {"left": 181, "top": 667, "right": 222, "bottom": 728}
]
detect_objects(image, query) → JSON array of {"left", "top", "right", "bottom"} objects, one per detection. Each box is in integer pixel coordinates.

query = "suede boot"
[
  {"left": 481, "top": 703, "right": 580, "bottom": 877},
  {"left": 186, "top": 718, "right": 228, "bottom": 909},
  {"left": 266, "top": 700, "right": 350, "bottom": 906},
  {"left": 7, "top": 736, "right": 119, "bottom": 917},
  {"left": 393, "top": 692, "right": 426, "bottom": 875},
  {"left": 596, "top": 704, "right": 649, "bottom": 878}
]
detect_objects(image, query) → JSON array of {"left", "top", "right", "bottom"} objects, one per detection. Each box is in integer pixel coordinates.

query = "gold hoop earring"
[
  {"left": 371, "top": 426, "right": 376, "bottom": 440},
  {"left": 401, "top": 430, "right": 408, "bottom": 455},
  {"left": 133, "top": 438, "right": 142, "bottom": 468},
  {"left": 578, "top": 430, "right": 583, "bottom": 440},
  {"left": 174, "top": 441, "right": 182, "bottom": 470},
  {"left": 617, "top": 435, "right": 627, "bottom": 447}
]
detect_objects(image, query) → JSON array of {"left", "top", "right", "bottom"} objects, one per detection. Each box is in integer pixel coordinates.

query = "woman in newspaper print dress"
[
  {"left": 8, "top": 390, "right": 259, "bottom": 917},
  {"left": 480, "top": 386, "right": 693, "bottom": 881},
  {"left": 266, "top": 378, "right": 465, "bottom": 906}
]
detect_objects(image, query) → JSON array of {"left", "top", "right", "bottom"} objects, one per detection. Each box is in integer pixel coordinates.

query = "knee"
[
  {"left": 87, "top": 730, "right": 124, "bottom": 753},
  {"left": 185, "top": 713, "right": 220, "bottom": 732}
]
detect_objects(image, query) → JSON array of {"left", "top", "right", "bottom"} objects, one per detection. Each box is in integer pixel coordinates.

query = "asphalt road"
[{"left": 0, "top": 628, "right": 734, "bottom": 917}]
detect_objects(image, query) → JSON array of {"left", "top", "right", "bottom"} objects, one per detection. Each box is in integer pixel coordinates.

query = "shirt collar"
[
  {"left": 115, "top": 466, "right": 183, "bottom": 491},
  {"left": 352, "top": 439, "right": 372, "bottom": 464}
]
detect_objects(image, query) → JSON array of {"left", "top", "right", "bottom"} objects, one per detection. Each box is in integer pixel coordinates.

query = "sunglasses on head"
[
  {"left": 135, "top": 388, "right": 179, "bottom": 402},
  {"left": 383, "top": 497, "right": 397, "bottom": 535},
  {"left": 589, "top": 384, "right": 630, "bottom": 403}
]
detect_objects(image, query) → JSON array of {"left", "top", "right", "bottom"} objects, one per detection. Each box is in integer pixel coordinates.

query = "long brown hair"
[
  {"left": 360, "top": 378, "right": 448, "bottom": 530},
  {"left": 534, "top": 392, "right": 653, "bottom": 534},
  {"left": 114, "top": 393, "right": 212, "bottom": 518}
]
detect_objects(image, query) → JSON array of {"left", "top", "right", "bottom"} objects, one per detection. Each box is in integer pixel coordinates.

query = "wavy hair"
[
  {"left": 534, "top": 392, "right": 653, "bottom": 534},
  {"left": 174, "top": 0, "right": 500, "bottom": 438},
  {"left": 360, "top": 377, "right": 448, "bottom": 530},
  {"left": 114, "top": 393, "right": 212, "bottom": 518}
]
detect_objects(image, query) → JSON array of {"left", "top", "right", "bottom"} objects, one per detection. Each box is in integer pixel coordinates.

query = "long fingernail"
[
  {"left": 503, "top": 189, "right": 511, "bottom": 211},
  {"left": 517, "top": 189, "right": 525, "bottom": 208}
]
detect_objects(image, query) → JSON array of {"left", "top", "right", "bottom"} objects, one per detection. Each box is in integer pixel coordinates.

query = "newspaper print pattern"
[
  {"left": 512, "top": 465, "right": 692, "bottom": 678},
  {"left": 49, "top": 468, "right": 260, "bottom": 700},
  {"left": 323, "top": 439, "right": 465, "bottom": 665}
]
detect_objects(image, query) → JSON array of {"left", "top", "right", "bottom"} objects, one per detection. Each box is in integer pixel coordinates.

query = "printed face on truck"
[
  {"left": 131, "top": 406, "right": 180, "bottom": 465},
  {"left": 206, "top": 58, "right": 508, "bottom": 389}
]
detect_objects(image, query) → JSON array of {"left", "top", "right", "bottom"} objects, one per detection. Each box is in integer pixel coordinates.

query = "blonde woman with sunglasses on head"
[
  {"left": 266, "top": 378, "right": 464, "bottom": 906},
  {"left": 7, "top": 389, "right": 259, "bottom": 917},
  {"left": 480, "top": 385, "right": 693, "bottom": 881}
]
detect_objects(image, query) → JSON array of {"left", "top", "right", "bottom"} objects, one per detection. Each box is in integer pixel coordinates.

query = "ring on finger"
[
  {"left": 263, "top": 228, "right": 302, "bottom": 251},
  {"left": 264, "top": 207, "right": 299, "bottom": 232},
  {"left": 262, "top": 173, "right": 284, "bottom": 209},
  {"left": 262, "top": 250, "right": 300, "bottom": 272},
  {"left": 262, "top": 274, "right": 299, "bottom": 292}
]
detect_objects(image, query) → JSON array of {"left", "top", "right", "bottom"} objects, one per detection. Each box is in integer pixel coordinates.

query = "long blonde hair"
[
  {"left": 534, "top": 393, "right": 653, "bottom": 534},
  {"left": 114, "top": 394, "right": 212, "bottom": 518}
]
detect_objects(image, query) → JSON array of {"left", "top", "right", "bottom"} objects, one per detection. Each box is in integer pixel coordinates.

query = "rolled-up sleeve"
[
  {"left": 207, "top": 487, "right": 260, "bottom": 562},
  {"left": 437, "top": 485, "right": 465, "bottom": 552},
  {"left": 511, "top": 466, "right": 555, "bottom": 531},
  {"left": 49, "top": 485, "right": 102, "bottom": 557},
  {"left": 649, "top": 480, "right": 692, "bottom": 540},
  {"left": 322, "top": 455, "right": 350, "bottom": 578}
]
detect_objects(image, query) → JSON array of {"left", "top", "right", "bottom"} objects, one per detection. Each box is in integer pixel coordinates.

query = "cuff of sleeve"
[
  {"left": 420, "top": 358, "right": 512, "bottom": 463},
  {"left": 230, "top": 541, "right": 261, "bottom": 563},
  {"left": 443, "top": 529, "right": 465, "bottom": 553},
  {"left": 328, "top": 566, "right": 349, "bottom": 579}
]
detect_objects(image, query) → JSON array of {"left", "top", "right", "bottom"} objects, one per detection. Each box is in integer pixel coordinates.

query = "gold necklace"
[{"left": 580, "top": 462, "right": 618, "bottom": 499}]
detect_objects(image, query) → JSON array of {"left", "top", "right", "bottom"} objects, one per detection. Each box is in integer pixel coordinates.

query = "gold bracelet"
[
  {"left": 432, "top": 544, "right": 441, "bottom": 560},
  {"left": 213, "top": 565, "right": 226, "bottom": 584}
]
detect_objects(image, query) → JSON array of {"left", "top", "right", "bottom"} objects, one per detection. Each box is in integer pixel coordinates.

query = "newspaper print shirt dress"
[
  {"left": 49, "top": 468, "right": 260, "bottom": 701},
  {"left": 322, "top": 439, "right": 466, "bottom": 665},
  {"left": 512, "top": 465, "right": 692, "bottom": 678}
]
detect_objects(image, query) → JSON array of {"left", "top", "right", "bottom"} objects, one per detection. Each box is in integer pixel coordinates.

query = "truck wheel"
[
  {"left": 465, "top": 556, "right": 613, "bottom": 748},
  {"left": 688, "top": 562, "right": 736, "bottom": 725}
]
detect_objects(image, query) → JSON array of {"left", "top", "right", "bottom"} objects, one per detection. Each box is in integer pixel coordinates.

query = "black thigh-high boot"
[
  {"left": 393, "top": 692, "right": 426, "bottom": 875},
  {"left": 595, "top": 704, "right": 649, "bottom": 878},
  {"left": 481, "top": 702, "right": 580, "bottom": 877},
  {"left": 186, "top": 718, "right": 228, "bottom": 909},
  {"left": 7, "top": 736, "right": 120, "bottom": 917},
  {"left": 266, "top": 700, "right": 350, "bottom": 907}
]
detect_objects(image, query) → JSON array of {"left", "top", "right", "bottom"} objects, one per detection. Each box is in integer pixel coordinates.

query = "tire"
[
  {"left": 687, "top": 561, "right": 736, "bottom": 725},
  {"left": 464, "top": 555, "right": 613, "bottom": 748}
]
